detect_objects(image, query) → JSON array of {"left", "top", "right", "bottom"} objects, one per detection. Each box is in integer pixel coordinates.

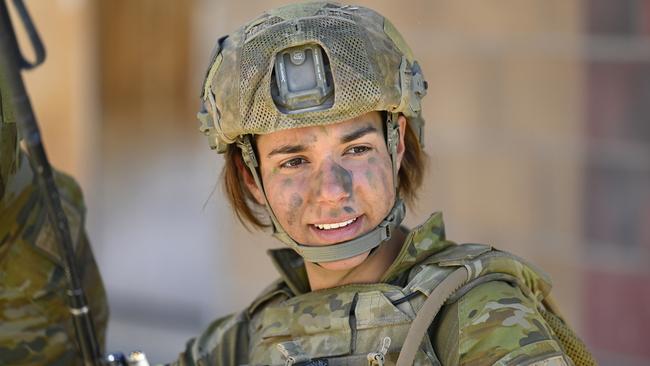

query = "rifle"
[{"left": 0, "top": 1, "right": 148, "bottom": 365}]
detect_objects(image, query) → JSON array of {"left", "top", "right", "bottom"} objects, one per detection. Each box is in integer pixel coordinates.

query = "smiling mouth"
[{"left": 314, "top": 217, "right": 358, "bottom": 230}]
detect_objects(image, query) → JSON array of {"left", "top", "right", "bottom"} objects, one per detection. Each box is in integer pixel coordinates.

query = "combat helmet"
[{"left": 198, "top": 1, "right": 428, "bottom": 263}]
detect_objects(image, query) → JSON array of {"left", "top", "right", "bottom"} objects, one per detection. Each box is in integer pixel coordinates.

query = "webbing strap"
[
  {"left": 271, "top": 199, "right": 405, "bottom": 263},
  {"left": 396, "top": 267, "right": 469, "bottom": 366},
  {"left": 296, "top": 228, "right": 387, "bottom": 263},
  {"left": 293, "top": 200, "right": 404, "bottom": 262}
]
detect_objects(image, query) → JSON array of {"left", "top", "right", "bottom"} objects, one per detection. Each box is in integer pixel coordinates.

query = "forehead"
[{"left": 256, "top": 111, "right": 383, "bottom": 146}]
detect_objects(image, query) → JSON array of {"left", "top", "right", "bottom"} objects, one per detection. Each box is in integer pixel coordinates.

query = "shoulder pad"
[
  {"left": 424, "top": 243, "right": 492, "bottom": 266},
  {"left": 404, "top": 243, "right": 490, "bottom": 297},
  {"left": 405, "top": 244, "right": 552, "bottom": 303}
]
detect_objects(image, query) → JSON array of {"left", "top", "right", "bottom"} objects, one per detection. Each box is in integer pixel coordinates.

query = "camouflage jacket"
[
  {"left": 173, "top": 213, "right": 574, "bottom": 366},
  {"left": 1, "top": 118, "right": 108, "bottom": 363}
]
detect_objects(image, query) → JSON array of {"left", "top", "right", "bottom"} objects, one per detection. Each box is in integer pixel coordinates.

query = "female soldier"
[{"left": 174, "top": 2, "right": 593, "bottom": 365}]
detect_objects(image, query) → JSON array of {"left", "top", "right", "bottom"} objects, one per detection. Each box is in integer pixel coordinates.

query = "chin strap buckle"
[{"left": 277, "top": 341, "right": 329, "bottom": 366}]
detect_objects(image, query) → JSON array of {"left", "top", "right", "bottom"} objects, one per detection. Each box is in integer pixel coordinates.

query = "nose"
[{"left": 312, "top": 160, "right": 353, "bottom": 204}]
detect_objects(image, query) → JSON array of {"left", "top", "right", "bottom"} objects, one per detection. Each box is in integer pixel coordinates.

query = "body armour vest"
[
  {"left": 249, "top": 245, "right": 568, "bottom": 366},
  {"left": 176, "top": 213, "right": 595, "bottom": 366}
]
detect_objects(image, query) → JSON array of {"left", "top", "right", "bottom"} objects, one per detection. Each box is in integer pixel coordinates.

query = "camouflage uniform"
[
  {"left": 172, "top": 213, "right": 575, "bottom": 365},
  {"left": 0, "top": 86, "right": 108, "bottom": 364}
]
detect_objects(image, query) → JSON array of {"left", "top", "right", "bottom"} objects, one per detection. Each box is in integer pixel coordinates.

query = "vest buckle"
[{"left": 367, "top": 337, "right": 391, "bottom": 366}]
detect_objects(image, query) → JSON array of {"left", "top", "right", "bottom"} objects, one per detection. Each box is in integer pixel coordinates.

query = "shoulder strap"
[
  {"left": 398, "top": 244, "right": 596, "bottom": 366},
  {"left": 396, "top": 244, "right": 543, "bottom": 366},
  {"left": 396, "top": 267, "right": 469, "bottom": 366}
]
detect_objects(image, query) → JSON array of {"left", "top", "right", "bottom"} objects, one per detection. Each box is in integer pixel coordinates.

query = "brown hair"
[{"left": 221, "top": 118, "right": 427, "bottom": 230}]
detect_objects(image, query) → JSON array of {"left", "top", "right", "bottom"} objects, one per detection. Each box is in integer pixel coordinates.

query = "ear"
[
  {"left": 236, "top": 153, "right": 266, "bottom": 205},
  {"left": 395, "top": 114, "right": 407, "bottom": 171}
]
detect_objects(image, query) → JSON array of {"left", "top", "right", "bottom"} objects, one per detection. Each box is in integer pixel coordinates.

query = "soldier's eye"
[
  {"left": 345, "top": 145, "right": 372, "bottom": 155},
  {"left": 281, "top": 157, "right": 308, "bottom": 169}
]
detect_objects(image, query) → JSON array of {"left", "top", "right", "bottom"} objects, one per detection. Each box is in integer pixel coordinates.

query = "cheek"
[
  {"left": 284, "top": 193, "right": 304, "bottom": 226},
  {"left": 265, "top": 174, "right": 309, "bottom": 224},
  {"left": 355, "top": 156, "right": 392, "bottom": 195}
]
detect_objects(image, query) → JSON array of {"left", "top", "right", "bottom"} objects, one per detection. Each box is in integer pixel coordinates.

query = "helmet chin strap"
[{"left": 237, "top": 112, "right": 404, "bottom": 263}]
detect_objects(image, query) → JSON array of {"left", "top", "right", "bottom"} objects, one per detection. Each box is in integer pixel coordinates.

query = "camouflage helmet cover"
[{"left": 198, "top": 1, "right": 427, "bottom": 152}]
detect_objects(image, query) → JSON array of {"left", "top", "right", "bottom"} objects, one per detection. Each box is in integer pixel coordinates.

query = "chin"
[{"left": 317, "top": 251, "right": 370, "bottom": 271}]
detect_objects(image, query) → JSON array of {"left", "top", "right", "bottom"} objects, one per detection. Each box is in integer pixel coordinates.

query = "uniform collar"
[{"left": 267, "top": 211, "right": 454, "bottom": 296}]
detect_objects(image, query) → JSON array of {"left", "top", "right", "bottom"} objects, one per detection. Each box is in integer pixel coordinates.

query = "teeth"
[{"left": 315, "top": 217, "right": 357, "bottom": 230}]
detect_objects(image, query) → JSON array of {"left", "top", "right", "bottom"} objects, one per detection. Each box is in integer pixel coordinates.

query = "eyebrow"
[
  {"left": 340, "top": 124, "right": 379, "bottom": 144},
  {"left": 267, "top": 144, "right": 307, "bottom": 158},
  {"left": 266, "top": 124, "right": 379, "bottom": 158}
]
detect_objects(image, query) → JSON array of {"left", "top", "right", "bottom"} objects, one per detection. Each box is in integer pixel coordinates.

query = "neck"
[{"left": 305, "top": 227, "right": 407, "bottom": 291}]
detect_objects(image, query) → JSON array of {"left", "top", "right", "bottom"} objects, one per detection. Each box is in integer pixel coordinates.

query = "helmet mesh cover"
[
  {"left": 239, "top": 14, "right": 380, "bottom": 134},
  {"left": 204, "top": 3, "right": 423, "bottom": 147}
]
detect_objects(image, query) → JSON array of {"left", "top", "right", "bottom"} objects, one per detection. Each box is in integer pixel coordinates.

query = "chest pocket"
[
  {"left": 250, "top": 290, "right": 355, "bottom": 365},
  {"left": 249, "top": 286, "right": 438, "bottom": 366}
]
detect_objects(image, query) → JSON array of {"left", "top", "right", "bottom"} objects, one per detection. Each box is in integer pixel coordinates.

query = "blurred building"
[{"left": 16, "top": 0, "right": 650, "bottom": 364}]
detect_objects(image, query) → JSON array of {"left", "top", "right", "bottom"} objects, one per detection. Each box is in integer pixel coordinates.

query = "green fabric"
[
  {"left": 434, "top": 281, "right": 568, "bottom": 366},
  {"left": 434, "top": 299, "right": 459, "bottom": 366},
  {"left": 0, "top": 60, "right": 17, "bottom": 124},
  {"left": 0, "top": 123, "right": 18, "bottom": 200},
  {"left": 0, "top": 147, "right": 109, "bottom": 365},
  {"left": 267, "top": 1, "right": 326, "bottom": 20},
  {"left": 1, "top": 67, "right": 19, "bottom": 200}
]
